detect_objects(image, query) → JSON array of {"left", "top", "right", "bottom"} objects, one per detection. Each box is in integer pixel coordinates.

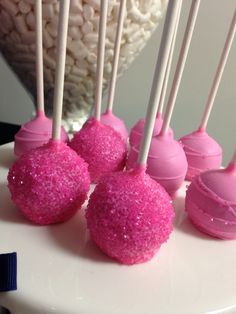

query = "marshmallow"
[
  {"left": 0, "top": 0, "right": 19, "bottom": 16},
  {"left": 42, "top": 3, "right": 54, "bottom": 19},
  {"left": 83, "top": 4, "right": 94, "bottom": 21},
  {"left": 18, "top": 1, "right": 31, "bottom": 14}
]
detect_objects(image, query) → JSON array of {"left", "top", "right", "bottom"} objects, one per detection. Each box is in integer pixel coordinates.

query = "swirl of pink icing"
[
  {"left": 179, "top": 130, "right": 222, "bottom": 181},
  {"left": 129, "top": 114, "right": 173, "bottom": 148},
  {"left": 185, "top": 165, "right": 236, "bottom": 239},
  {"left": 14, "top": 111, "right": 68, "bottom": 158}
]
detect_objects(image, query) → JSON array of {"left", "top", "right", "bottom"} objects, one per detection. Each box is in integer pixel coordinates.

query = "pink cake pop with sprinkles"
[
  {"left": 186, "top": 148, "right": 236, "bottom": 240},
  {"left": 100, "top": 0, "right": 128, "bottom": 141},
  {"left": 127, "top": 0, "right": 201, "bottom": 196},
  {"left": 86, "top": 0, "right": 180, "bottom": 265},
  {"left": 14, "top": 0, "right": 68, "bottom": 158},
  {"left": 8, "top": 0, "right": 90, "bottom": 225},
  {"left": 179, "top": 10, "right": 236, "bottom": 181},
  {"left": 69, "top": 0, "right": 127, "bottom": 184},
  {"left": 128, "top": 2, "right": 181, "bottom": 148}
]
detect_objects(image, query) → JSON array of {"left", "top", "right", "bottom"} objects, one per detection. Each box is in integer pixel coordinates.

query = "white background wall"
[{"left": 0, "top": 0, "right": 235, "bottom": 165}]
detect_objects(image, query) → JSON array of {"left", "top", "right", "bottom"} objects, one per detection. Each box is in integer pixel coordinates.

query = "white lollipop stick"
[
  {"left": 52, "top": 0, "right": 70, "bottom": 140},
  {"left": 35, "top": 0, "right": 44, "bottom": 114},
  {"left": 107, "top": 0, "right": 126, "bottom": 112},
  {"left": 199, "top": 9, "right": 236, "bottom": 131},
  {"left": 161, "top": 0, "right": 201, "bottom": 135},
  {"left": 138, "top": 0, "right": 181, "bottom": 166},
  {"left": 157, "top": 1, "right": 182, "bottom": 116},
  {"left": 94, "top": 0, "right": 109, "bottom": 120}
]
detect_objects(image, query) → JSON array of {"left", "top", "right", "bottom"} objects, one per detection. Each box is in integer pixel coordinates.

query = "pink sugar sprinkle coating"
[
  {"left": 86, "top": 167, "right": 174, "bottom": 265},
  {"left": 69, "top": 118, "right": 127, "bottom": 183},
  {"left": 8, "top": 140, "right": 90, "bottom": 225}
]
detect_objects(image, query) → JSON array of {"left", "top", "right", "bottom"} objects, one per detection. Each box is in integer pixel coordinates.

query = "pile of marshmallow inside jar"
[{"left": 0, "top": 0, "right": 167, "bottom": 132}]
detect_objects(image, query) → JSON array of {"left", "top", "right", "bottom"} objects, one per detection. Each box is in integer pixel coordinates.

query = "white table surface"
[{"left": 0, "top": 143, "right": 236, "bottom": 314}]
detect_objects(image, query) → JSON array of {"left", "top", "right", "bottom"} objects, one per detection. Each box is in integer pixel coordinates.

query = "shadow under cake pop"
[{"left": 179, "top": 10, "right": 236, "bottom": 180}]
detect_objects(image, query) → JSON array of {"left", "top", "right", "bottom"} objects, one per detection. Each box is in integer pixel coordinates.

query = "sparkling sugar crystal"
[
  {"left": 8, "top": 140, "right": 90, "bottom": 225},
  {"left": 86, "top": 168, "right": 174, "bottom": 265}
]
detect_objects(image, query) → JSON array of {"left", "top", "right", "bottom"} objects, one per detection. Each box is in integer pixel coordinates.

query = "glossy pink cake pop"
[
  {"left": 179, "top": 129, "right": 222, "bottom": 181},
  {"left": 185, "top": 161, "right": 236, "bottom": 239},
  {"left": 86, "top": 166, "right": 174, "bottom": 265},
  {"left": 8, "top": 140, "right": 90, "bottom": 225},
  {"left": 69, "top": 118, "right": 127, "bottom": 183},
  {"left": 14, "top": 111, "right": 68, "bottom": 158},
  {"left": 100, "top": 110, "right": 128, "bottom": 141},
  {"left": 127, "top": 134, "right": 188, "bottom": 196},
  {"left": 129, "top": 113, "right": 173, "bottom": 148}
]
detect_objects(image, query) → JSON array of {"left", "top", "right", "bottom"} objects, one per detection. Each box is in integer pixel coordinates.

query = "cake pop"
[
  {"left": 69, "top": 0, "right": 127, "bottom": 184},
  {"left": 100, "top": 0, "right": 128, "bottom": 140},
  {"left": 127, "top": 0, "right": 201, "bottom": 196},
  {"left": 86, "top": 0, "right": 180, "bottom": 265},
  {"left": 186, "top": 149, "right": 236, "bottom": 240},
  {"left": 8, "top": 0, "right": 90, "bottom": 225},
  {"left": 14, "top": 0, "right": 68, "bottom": 158},
  {"left": 179, "top": 10, "right": 236, "bottom": 181},
  {"left": 128, "top": 2, "right": 180, "bottom": 148},
  {"left": 14, "top": 112, "right": 68, "bottom": 158}
]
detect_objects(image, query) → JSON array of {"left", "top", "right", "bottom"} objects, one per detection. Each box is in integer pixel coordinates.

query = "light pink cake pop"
[
  {"left": 100, "top": 110, "right": 128, "bottom": 141},
  {"left": 86, "top": 0, "right": 180, "bottom": 265},
  {"left": 14, "top": 1, "right": 68, "bottom": 158},
  {"left": 127, "top": 134, "right": 187, "bottom": 196},
  {"left": 179, "top": 129, "right": 222, "bottom": 181},
  {"left": 180, "top": 10, "right": 236, "bottom": 180},
  {"left": 100, "top": 0, "right": 128, "bottom": 140},
  {"left": 8, "top": 1, "right": 90, "bottom": 225},
  {"left": 129, "top": 0, "right": 180, "bottom": 148},
  {"left": 70, "top": 0, "right": 127, "bottom": 183},
  {"left": 87, "top": 166, "right": 174, "bottom": 264},
  {"left": 185, "top": 151, "right": 236, "bottom": 240},
  {"left": 8, "top": 140, "right": 90, "bottom": 225},
  {"left": 14, "top": 111, "right": 68, "bottom": 158},
  {"left": 128, "top": 0, "right": 201, "bottom": 196},
  {"left": 129, "top": 113, "right": 173, "bottom": 148},
  {"left": 69, "top": 118, "right": 127, "bottom": 183}
]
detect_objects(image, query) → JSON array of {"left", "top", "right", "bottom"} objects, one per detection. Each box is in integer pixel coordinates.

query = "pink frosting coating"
[
  {"left": 126, "top": 134, "right": 188, "bottom": 196},
  {"left": 69, "top": 118, "right": 127, "bottom": 183},
  {"left": 86, "top": 167, "right": 174, "bottom": 265},
  {"left": 14, "top": 111, "right": 69, "bottom": 158},
  {"left": 185, "top": 165, "right": 236, "bottom": 239},
  {"left": 129, "top": 114, "right": 173, "bottom": 148},
  {"left": 179, "top": 130, "right": 222, "bottom": 181},
  {"left": 8, "top": 140, "right": 90, "bottom": 225},
  {"left": 100, "top": 110, "right": 128, "bottom": 141}
]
